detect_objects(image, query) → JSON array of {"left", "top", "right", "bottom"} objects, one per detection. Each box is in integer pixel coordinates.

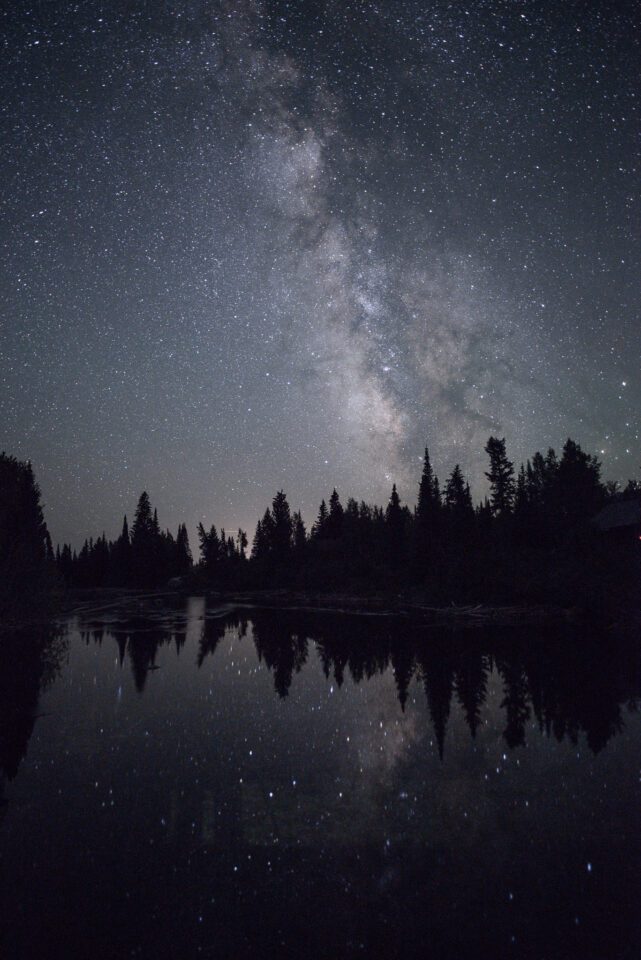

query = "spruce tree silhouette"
[
  {"left": 110, "top": 515, "right": 131, "bottom": 586},
  {"left": 198, "top": 523, "right": 221, "bottom": 572},
  {"left": 385, "top": 483, "right": 405, "bottom": 568},
  {"left": 131, "top": 492, "right": 161, "bottom": 587},
  {"left": 444, "top": 465, "right": 474, "bottom": 521},
  {"left": 271, "top": 490, "right": 293, "bottom": 562},
  {"left": 414, "top": 447, "right": 441, "bottom": 571},
  {"left": 312, "top": 499, "right": 329, "bottom": 539},
  {"left": 327, "top": 489, "right": 344, "bottom": 539},
  {"left": 484, "top": 437, "right": 515, "bottom": 516},
  {"left": 292, "top": 511, "right": 307, "bottom": 552},
  {"left": 0, "top": 453, "right": 52, "bottom": 610},
  {"left": 175, "top": 523, "right": 193, "bottom": 574},
  {"left": 259, "top": 509, "right": 275, "bottom": 557},
  {"left": 251, "top": 517, "right": 265, "bottom": 560},
  {"left": 235, "top": 529, "right": 248, "bottom": 560},
  {"left": 557, "top": 438, "right": 605, "bottom": 526}
]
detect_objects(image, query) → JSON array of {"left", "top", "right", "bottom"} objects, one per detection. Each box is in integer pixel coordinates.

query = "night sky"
[{"left": 2, "top": 1, "right": 639, "bottom": 548}]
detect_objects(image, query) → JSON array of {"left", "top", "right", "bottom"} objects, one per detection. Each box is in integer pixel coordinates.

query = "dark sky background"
[{"left": 2, "top": 0, "right": 639, "bottom": 548}]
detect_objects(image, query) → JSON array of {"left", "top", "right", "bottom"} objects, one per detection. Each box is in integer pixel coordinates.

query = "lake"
[{"left": 1, "top": 597, "right": 640, "bottom": 959}]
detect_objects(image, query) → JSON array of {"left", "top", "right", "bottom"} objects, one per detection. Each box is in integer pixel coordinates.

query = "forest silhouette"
[{"left": 2, "top": 435, "right": 640, "bottom": 615}]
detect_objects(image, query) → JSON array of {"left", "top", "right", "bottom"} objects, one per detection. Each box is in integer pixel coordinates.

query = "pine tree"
[
  {"left": 484, "top": 437, "right": 515, "bottom": 516},
  {"left": 416, "top": 447, "right": 440, "bottom": 522},
  {"left": 251, "top": 518, "right": 265, "bottom": 560},
  {"left": 271, "top": 490, "right": 293, "bottom": 562},
  {"left": 385, "top": 483, "right": 404, "bottom": 567},
  {"left": 108, "top": 515, "right": 131, "bottom": 586},
  {"left": 253, "top": 509, "right": 275, "bottom": 559},
  {"left": 557, "top": 438, "right": 605, "bottom": 525},
  {"left": 327, "top": 489, "right": 344, "bottom": 539},
  {"left": 236, "top": 529, "right": 248, "bottom": 559},
  {"left": 414, "top": 447, "right": 442, "bottom": 572},
  {"left": 312, "top": 499, "right": 329, "bottom": 539},
  {"left": 175, "top": 523, "right": 192, "bottom": 574},
  {"left": 0, "top": 453, "right": 51, "bottom": 609},
  {"left": 444, "top": 464, "right": 472, "bottom": 516},
  {"left": 513, "top": 464, "right": 529, "bottom": 525},
  {"left": 131, "top": 492, "right": 163, "bottom": 586},
  {"left": 292, "top": 511, "right": 307, "bottom": 552},
  {"left": 131, "top": 493, "right": 154, "bottom": 542},
  {"left": 197, "top": 523, "right": 220, "bottom": 571}
]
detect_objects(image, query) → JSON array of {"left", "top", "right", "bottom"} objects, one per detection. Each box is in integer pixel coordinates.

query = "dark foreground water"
[{"left": 1, "top": 598, "right": 640, "bottom": 959}]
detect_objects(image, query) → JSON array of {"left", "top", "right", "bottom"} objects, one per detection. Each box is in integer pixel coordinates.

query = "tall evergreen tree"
[
  {"left": 327, "top": 489, "right": 344, "bottom": 539},
  {"left": 236, "top": 529, "right": 248, "bottom": 559},
  {"left": 271, "top": 491, "right": 293, "bottom": 562},
  {"left": 108, "top": 515, "right": 131, "bottom": 586},
  {"left": 253, "top": 509, "right": 275, "bottom": 559},
  {"left": 484, "top": 437, "right": 515, "bottom": 516},
  {"left": 385, "top": 483, "right": 405, "bottom": 567},
  {"left": 414, "top": 447, "right": 442, "bottom": 573},
  {"left": 292, "top": 512, "right": 307, "bottom": 552},
  {"left": 0, "top": 453, "right": 51, "bottom": 609},
  {"left": 444, "top": 464, "right": 473, "bottom": 517},
  {"left": 175, "top": 523, "right": 192, "bottom": 574},
  {"left": 131, "top": 493, "right": 154, "bottom": 542},
  {"left": 557, "top": 438, "right": 605, "bottom": 524},
  {"left": 416, "top": 447, "right": 440, "bottom": 522},
  {"left": 198, "top": 523, "right": 220, "bottom": 571},
  {"left": 130, "top": 492, "right": 163, "bottom": 586},
  {"left": 312, "top": 499, "right": 329, "bottom": 539},
  {"left": 251, "top": 518, "right": 265, "bottom": 560}
]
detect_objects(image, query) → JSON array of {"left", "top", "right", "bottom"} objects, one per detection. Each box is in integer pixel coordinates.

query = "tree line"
[{"left": 2, "top": 435, "right": 639, "bottom": 613}]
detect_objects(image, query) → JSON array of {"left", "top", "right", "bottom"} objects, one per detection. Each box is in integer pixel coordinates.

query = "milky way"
[{"left": 1, "top": 1, "right": 639, "bottom": 545}]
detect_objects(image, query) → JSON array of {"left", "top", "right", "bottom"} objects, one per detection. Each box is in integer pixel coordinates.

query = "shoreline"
[
  {"left": 2, "top": 586, "right": 636, "bottom": 633},
  {"left": 59, "top": 587, "right": 564, "bottom": 627}
]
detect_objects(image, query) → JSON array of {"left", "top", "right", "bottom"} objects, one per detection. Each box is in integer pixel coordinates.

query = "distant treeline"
[{"left": 2, "top": 436, "right": 640, "bottom": 614}]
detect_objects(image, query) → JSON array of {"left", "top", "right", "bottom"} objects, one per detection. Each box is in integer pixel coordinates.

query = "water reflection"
[
  {"left": 1, "top": 600, "right": 640, "bottom": 959},
  {"left": 0, "top": 626, "right": 66, "bottom": 806},
  {"left": 69, "top": 599, "right": 641, "bottom": 758}
]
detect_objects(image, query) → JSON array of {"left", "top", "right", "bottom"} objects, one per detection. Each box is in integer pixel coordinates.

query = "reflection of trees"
[
  {"left": 127, "top": 628, "right": 169, "bottom": 692},
  {"left": 454, "top": 653, "right": 490, "bottom": 738},
  {"left": 196, "top": 618, "right": 227, "bottom": 668},
  {"left": 173, "top": 628, "right": 186, "bottom": 655},
  {"left": 253, "top": 614, "right": 308, "bottom": 698},
  {"left": 0, "top": 626, "right": 67, "bottom": 804},
  {"left": 196, "top": 612, "right": 246, "bottom": 667},
  {"left": 525, "top": 635, "right": 631, "bottom": 754},
  {"left": 497, "top": 659, "right": 530, "bottom": 748},
  {"left": 418, "top": 649, "right": 455, "bottom": 760},
  {"left": 391, "top": 640, "right": 416, "bottom": 712},
  {"left": 77, "top": 601, "right": 641, "bottom": 758}
]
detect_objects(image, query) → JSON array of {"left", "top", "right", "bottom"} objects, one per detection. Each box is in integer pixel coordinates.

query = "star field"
[{"left": 1, "top": 0, "right": 639, "bottom": 545}]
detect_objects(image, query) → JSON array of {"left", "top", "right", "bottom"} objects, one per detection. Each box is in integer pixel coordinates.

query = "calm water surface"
[{"left": 1, "top": 597, "right": 640, "bottom": 959}]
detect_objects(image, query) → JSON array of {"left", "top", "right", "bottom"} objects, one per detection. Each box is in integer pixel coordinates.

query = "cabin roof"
[{"left": 592, "top": 498, "right": 641, "bottom": 531}]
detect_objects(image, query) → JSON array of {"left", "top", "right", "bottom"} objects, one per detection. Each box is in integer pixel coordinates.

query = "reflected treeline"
[
  {"left": 74, "top": 605, "right": 641, "bottom": 758},
  {"left": 0, "top": 626, "right": 67, "bottom": 807}
]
